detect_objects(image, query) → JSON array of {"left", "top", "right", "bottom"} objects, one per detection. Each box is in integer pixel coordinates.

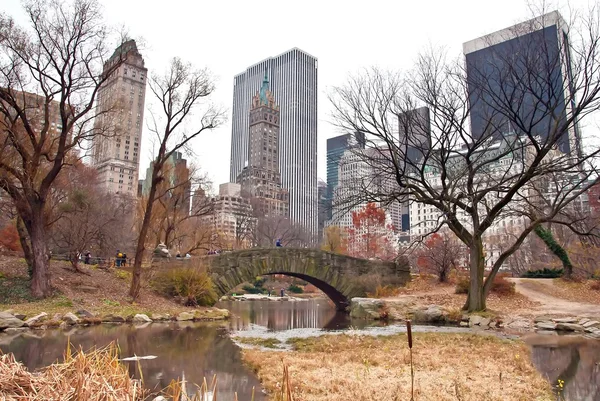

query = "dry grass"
[
  {"left": 165, "top": 375, "right": 260, "bottom": 401},
  {"left": 0, "top": 342, "right": 145, "bottom": 400},
  {"left": 243, "top": 333, "right": 553, "bottom": 401},
  {"left": 0, "top": 255, "right": 218, "bottom": 317},
  {"left": 550, "top": 279, "right": 600, "bottom": 304}
]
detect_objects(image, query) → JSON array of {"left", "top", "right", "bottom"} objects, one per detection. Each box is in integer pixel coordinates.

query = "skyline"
[{"left": 4, "top": 0, "right": 596, "bottom": 192}]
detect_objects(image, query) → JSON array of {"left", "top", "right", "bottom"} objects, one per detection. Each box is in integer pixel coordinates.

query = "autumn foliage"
[
  {"left": 0, "top": 222, "right": 22, "bottom": 252},
  {"left": 321, "top": 225, "right": 347, "bottom": 254},
  {"left": 347, "top": 202, "right": 396, "bottom": 260},
  {"left": 415, "top": 232, "right": 461, "bottom": 282}
]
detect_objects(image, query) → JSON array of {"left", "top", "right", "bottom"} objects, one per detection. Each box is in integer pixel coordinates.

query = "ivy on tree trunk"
[{"left": 533, "top": 225, "right": 573, "bottom": 277}]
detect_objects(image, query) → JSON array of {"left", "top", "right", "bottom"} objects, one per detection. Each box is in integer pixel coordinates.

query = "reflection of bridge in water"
[{"left": 222, "top": 299, "right": 372, "bottom": 332}]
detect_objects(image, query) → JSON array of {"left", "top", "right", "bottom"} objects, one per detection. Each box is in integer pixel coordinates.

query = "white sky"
[{"left": 4, "top": 0, "right": 593, "bottom": 190}]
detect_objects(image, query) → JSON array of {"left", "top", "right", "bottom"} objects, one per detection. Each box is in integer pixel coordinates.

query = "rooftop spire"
[{"left": 259, "top": 71, "right": 269, "bottom": 105}]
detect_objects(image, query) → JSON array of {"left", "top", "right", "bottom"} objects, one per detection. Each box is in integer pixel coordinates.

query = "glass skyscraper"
[
  {"left": 463, "top": 11, "right": 581, "bottom": 156},
  {"left": 230, "top": 48, "right": 318, "bottom": 240}
]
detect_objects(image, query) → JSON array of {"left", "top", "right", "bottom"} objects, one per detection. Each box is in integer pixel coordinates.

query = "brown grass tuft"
[{"left": 0, "top": 342, "right": 145, "bottom": 400}]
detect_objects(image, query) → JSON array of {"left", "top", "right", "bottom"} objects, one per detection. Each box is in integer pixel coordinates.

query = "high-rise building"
[
  {"left": 398, "top": 107, "right": 431, "bottom": 165},
  {"left": 463, "top": 11, "right": 581, "bottom": 156},
  {"left": 201, "top": 182, "right": 256, "bottom": 250},
  {"left": 325, "top": 132, "right": 365, "bottom": 220},
  {"left": 237, "top": 74, "right": 289, "bottom": 218},
  {"left": 317, "top": 179, "right": 328, "bottom": 242},
  {"left": 141, "top": 151, "right": 190, "bottom": 214},
  {"left": 92, "top": 40, "right": 147, "bottom": 196},
  {"left": 230, "top": 48, "right": 318, "bottom": 238}
]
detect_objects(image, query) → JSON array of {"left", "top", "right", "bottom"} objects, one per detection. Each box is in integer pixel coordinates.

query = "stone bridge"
[{"left": 206, "top": 248, "right": 411, "bottom": 310}]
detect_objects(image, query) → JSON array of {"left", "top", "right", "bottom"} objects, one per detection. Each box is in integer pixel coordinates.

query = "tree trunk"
[
  {"left": 28, "top": 209, "right": 52, "bottom": 298},
  {"left": 16, "top": 216, "right": 33, "bottom": 278},
  {"left": 463, "top": 238, "right": 486, "bottom": 312},
  {"left": 130, "top": 172, "right": 160, "bottom": 300}
]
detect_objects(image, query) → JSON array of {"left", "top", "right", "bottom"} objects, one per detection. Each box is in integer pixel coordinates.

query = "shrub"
[
  {"left": 454, "top": 275, "right": 515, "bottom": 296},
  {"left": 287, "top": 284, "right": 303, "bottom": 294},
  {"left": 369, "top": 284, "right": 401, "bottom": 298},
  {"left": 113, "top": 270, "right": 131, "bottom": 281},
  {"left": 521, "top": 268, "right": 564, "bottom": 278},
  {"left": 152, "top": 268, "right": 218, "bottom": 306},
  {"left": 241, "top": 284, "right": 263, "bottom": 294},
  {"left": 253, "top": 276, "right": 267, "bottom": 288},
  {"left": 591, "top": 280, "right": 600, "bottom": 291}
]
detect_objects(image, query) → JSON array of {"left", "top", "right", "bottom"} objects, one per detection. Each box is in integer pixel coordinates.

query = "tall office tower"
[
  {"left": 92, "top": 40, "right": 147, "bottom": 196},
  {"left": 317, "top": 179, "right": 328, "bottom": 241},
  {"left": 230, "top": 48, "right": 318, "bottom": 238},
  {"left": 398, "top": 107, "right": 431, "bottom": 165},
  {"left": 325, "top": 132, "right": 365, "bottom": 219},
  {"left": 237, "top": 75, "right": 289, "bottom": 217},
  {"left": 142, "top": 151, "right": 190, "bottom": 214},
  {"left": 463, "top": 11, "right": 581, "bottom": 156}
]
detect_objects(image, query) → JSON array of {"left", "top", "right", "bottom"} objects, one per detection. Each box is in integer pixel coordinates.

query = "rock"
[
  {"left": 2, "top": 309, "right": 15, "bottom": 316},
  {"left": 555, "top": 323, "right": 584, "bottom": 332},
  {"left": 459, "top": 321, "right": 469, "bottom": 327},
  {"left": 411, "top": 305, "right": 446, "bottom": 323},
  {"left": 578, "top": 318, "right": 590, "bottom": 325},
  {"left": 176, "top": 312, "right": 195, "bottom": 321},
  {"left": 479, "top": 318, "right": 491, "bottom": 327},
  {"left": 58, "top": 321, "right": 68, "bottom": 329},
  {"left": 469, "top": 315, "right": 484, "bottom": 327},
  {"left": 52, "top": 313, "right": 63, "bottom": 321},
  {"left": 349, "top": 298, "right": 385, "bottom": 320},
  {"left": 3, "top": 327, "right": 28, "bottom": 333},
  {"left": 132, "top": 314, "right": 152, "bottom": 323},
  {"left": 536, "top": 322, "right": 557, "bottom": 330},
  {"left": 552, "top": 317, "right": 578, "bottom": 324},
  {"left": 62, "top": 312, "right": 80, "bottom": 325},
  {"left": 506, "top": 319, "right": 531, "bottom": 330},
  {"left": 536, "top": 330, "right": 558, "bottom": 336},
  {"left": 151, "top": 313, "right": 168, "bottom": 321},
  {"left": 24, "top": 312, "right": 48, "bottom": 327},
  {"left": 14, "top": 314, "right": 26, "bottom": 320},
  {"left": 153, "top": 396, "right": 167, "bottom": 401},
  {"left": 534, "top": 315, "right": 554, "bottom": 323},
  {"left": 582, "top": 320, "right": 600, "bottom": 328},
  {"left": 101, "top": 314, "right": 125, "bottom": 323},
  {"left": 76, "top": 309, "right": 94, "bottom": 318}
]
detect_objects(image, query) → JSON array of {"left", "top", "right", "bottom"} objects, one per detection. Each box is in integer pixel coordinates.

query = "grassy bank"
[
  {"left": 0, "top": 255, "right": 226, "bottom": 319},
  {"left": 243, "top": 333, "right": 553, "bottom": 401}
]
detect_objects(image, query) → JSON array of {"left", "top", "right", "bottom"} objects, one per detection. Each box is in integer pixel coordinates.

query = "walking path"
[{"left": 507, "top": 278, "right": 599, "bottom": 317}]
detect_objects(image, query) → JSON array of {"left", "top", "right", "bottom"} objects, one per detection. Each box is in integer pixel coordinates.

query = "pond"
[{"left": 0, "top": 299, "right": 598, "bottom": 401}]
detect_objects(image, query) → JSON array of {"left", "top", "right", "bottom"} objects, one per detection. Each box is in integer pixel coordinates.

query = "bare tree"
[
  {"left": 330, "top": 9, "right": 600, "bottom": 311},
  {"left": 130, "top": 58, "right": 224, "bottom": 300},
  {"left": 253, "top": 215, "right": 309, "bottom": 248},
  {"left": 0, "top": 0, "right": 128, "bottom": 297}
]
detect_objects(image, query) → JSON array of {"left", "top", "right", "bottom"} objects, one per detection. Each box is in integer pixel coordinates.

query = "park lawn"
[{"left": 243, "top": 332, "right": 553, "bottom": 401}]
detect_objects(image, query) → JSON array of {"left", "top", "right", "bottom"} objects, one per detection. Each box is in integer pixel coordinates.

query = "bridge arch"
[{"left": 208, "top": 248, "right": 411, "bottom": 311}]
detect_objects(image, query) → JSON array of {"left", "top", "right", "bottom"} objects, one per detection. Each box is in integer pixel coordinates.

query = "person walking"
[
  {"left": 276, "top": 238, "right": 282, "bottom": 247},
  {"left": 84, "top": 252, "right": 91, "bottom": 264},
  {"left": 115, "top": 250, "right": 123, "bottom": 267},
  {"left": 280, "top": 288, "right": 285, "bottom": 297},
  {"left": 122, "top": 253, "right": 127, "bottom": 267}
]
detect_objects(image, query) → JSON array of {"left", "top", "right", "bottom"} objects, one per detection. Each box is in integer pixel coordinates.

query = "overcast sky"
[{"left": 4, "top": 0, "right": 593, "bottom": 190}]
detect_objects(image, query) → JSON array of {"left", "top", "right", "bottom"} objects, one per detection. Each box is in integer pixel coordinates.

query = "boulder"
[
  {"left": 151, "top": 313, "right": 169, "bottom": 321},
  {"left": 534, "top": 315, "right": 554, "bottom": 323},
  {"left": 536, "top": 322, "right": 557, "bottom": 330},
  {"left": 506, "top": 319, "right": 531, "bottom": 330},
  {"left": 555, "top": 323, "right": 584, "bottom": 332},
  {"left": 52, "top": 313, "right": 63, "bottom": 321},
  {"left": 101, "top": 314, "right": 125, "bottom": 323},
  {"left": 411, "top": 305, "right": 446, "bottom": 323},
  {"left": 3, "top": 327, "right": 28, "bottom": 333},
  {"left": 59, "top": 321, "right": 68, "bottom": 329},
  {"left": 469, "top": 315, "right": 484, "bottom": 327},
  {"left": 132, "top": 314, "right": 152, "bottom": 323},
  {"left": 459, "top": 321, "right": 469, "bottom": 327},
  {"left": 552, "top": 317, "right": 578, "bottom": 324},
  {"left": 24, "top": 312, "right": 48, "bottom": 327},
  {"left": 578, "top": 318, "right": 590, "bottom": 325},
  {"left": 76, "top": 309, "right": 94, "bottom": 318},
  {"left": 350, "top": 298, "right": 385, "bottom": 320},
  {"left": 176, "top": 312, "right": 195, "bottom": 321},
  {"left": 582, "top": 320, "right": 600, "bottom": 329},
  {"left": 62, "top": 312, "right": 80, "bottom": 325},
  {"left": 2, "top": 309, "right": 15, "bottom": 315}
]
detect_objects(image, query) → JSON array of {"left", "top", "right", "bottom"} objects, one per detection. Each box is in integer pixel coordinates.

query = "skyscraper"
[
  {"left": 237, "top": 74, "right": 289, "bottom": 217},
  {"left": 325, "top": 132, "right": 365, "bottom": 220},
  {"left": 92, "top": 40, "right": 147, "bottom": 196},
  {"left": 230, "top": 48, "right": 318, "bottom": 239},
  {"left": 463, "top": 11, "right": 581, "bottom": 156}
]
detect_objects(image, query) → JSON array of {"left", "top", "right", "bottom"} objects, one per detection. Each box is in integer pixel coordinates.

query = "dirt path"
[{"left": 508, "top": 278, "right": 600, "bottom": 317}]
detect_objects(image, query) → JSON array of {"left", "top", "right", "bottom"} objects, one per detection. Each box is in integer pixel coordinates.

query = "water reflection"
[
  {"left": 218, "top": 298, "right": 385, "bottom": 332},
  {"left": 0, "top": 322, "right": 264, "bottom": 400},
  {"left": 527, "top": 335, "right": 600, "bottom": 401}
]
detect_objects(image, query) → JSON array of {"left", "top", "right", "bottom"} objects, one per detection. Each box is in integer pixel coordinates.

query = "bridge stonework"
[{"left": 208, "top": 248, "right": 411, "bottom": 310}]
